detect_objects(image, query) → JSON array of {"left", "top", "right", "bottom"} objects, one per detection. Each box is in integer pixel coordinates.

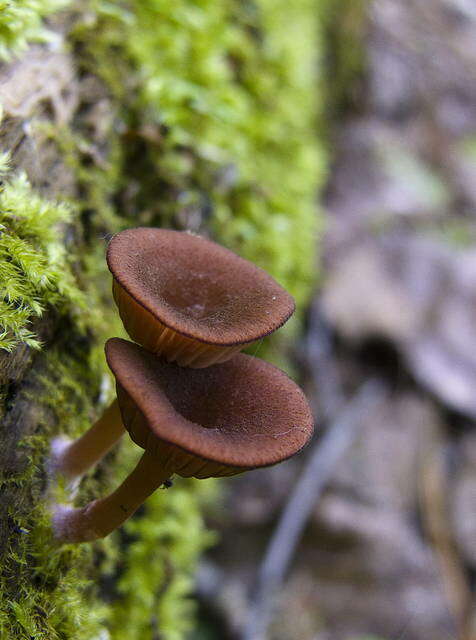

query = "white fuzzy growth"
[
  {"left": 50, "top": 435, "right": 71, "bottom": 459},
  {"left": 52, "top": 504, "right": 98, "bottom": 543},
  {"left": 49, "top": 436, "right": 73, "bottom": 475}
]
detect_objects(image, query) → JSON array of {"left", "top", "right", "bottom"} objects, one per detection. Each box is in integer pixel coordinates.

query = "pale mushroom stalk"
[
  {"left": 53, "top": 446, "right": 170, "bottom": 543},
  {"left": 51, "top": 399, "right": 125, "bottom": 480}
]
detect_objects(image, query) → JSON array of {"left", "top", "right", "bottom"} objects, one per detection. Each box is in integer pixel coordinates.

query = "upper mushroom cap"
[
  {"left": 106, "top": 228, "right": 295, "bottom": 346},
  {"left": 105, "top": 337, "right": 314, "bottom": 469}
]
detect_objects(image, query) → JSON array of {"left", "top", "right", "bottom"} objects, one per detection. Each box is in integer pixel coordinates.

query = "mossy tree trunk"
[{"left": 0, "top": 2, "right": 326, "bottom": 637}]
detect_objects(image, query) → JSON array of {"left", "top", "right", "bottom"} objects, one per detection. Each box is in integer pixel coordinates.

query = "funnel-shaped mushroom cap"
[
  {"left": 107, "top": 228, "right": 295, "bottom": 368},
  {"left": 105, "top": 338, "right": 313, "bottom": 479}
]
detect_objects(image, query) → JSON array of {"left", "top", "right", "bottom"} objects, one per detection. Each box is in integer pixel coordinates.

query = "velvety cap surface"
[
  {"left": 107, "top": 228, "right": 295, "bottom": 345},
  {"left": 106, "top": 338, "right": 314, "bottom": 468}
]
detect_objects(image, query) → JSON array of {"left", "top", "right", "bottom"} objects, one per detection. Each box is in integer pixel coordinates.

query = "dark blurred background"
[{"left": 196, "top": 1, "right": 476, "bottom": 638}]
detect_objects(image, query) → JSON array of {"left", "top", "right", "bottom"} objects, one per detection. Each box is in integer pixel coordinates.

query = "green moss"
[
  {"left": 0, "top": 342, "right": 108, "bottom": 639},
  {"left": 1, "top": 508, "right": 107, "bottom": 640},
  {"left": 0, "top": 0, "right": 68, "bottom": 59},
  {"left": 0, "top": 156, "right": 87, "bottom": 351}
]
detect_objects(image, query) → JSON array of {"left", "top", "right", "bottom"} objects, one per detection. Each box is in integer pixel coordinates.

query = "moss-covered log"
[{"left": 0, "top": 1, "right": 327, "bottom": 637}]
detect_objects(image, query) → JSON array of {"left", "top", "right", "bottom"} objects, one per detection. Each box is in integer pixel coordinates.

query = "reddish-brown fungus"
[
  {"left": 53, "top": 338, "right": 314, "bottom": 543},
  {"left": 107, "top": 228, "right": 295, "bottom": 367}
]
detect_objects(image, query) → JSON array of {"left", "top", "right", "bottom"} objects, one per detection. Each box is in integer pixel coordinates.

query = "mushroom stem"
[
  {"left": 53, "top": 447, "right": 171, "bottom": 543},
  {"left": 51, "top": 399, "right": 125, "bottom": 480}
]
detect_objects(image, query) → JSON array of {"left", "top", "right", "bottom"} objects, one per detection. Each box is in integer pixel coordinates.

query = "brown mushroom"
[
  {"left": 107, "top": 228, "right": 295, "bottom": 368},
  {"left": 53, "top": 338, "right": 314, "bottom": 543}
]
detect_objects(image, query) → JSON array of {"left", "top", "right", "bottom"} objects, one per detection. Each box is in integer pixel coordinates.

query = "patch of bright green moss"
[
  {"left": 0, "top": 0, "right": 68, "bottom": 59},
  {"left": 0, "top": 155, "right": 87, "bottom": 351}
]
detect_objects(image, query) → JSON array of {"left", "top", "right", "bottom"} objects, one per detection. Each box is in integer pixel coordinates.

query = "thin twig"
[
  {"left": 419, "top": 436, "right": 473, "bottom": 640},
  {"left": 241, "top": 379, "right": 383, "bottom": 640}
]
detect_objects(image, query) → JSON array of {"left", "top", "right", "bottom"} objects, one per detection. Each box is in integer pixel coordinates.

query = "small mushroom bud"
[
  {"left": 53, "top": 338, "right": 314, "bottom": 543},
  {"left": 107, "top": 228, "right": 295, "bottom": 368}
]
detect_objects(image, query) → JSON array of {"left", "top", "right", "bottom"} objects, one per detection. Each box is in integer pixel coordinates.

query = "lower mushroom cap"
[{"left": 105, "top": 338, "right": 314, "bottom": 477}]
